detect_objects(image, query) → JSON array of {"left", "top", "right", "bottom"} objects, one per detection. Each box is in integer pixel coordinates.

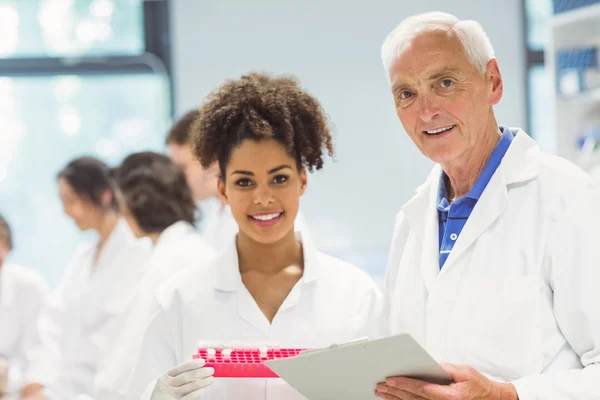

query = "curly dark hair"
[
  {"left": 190, "top": 72, "right": 335, "bottom": 179},
  {"left": 115, "top": 152, "right": 196, "bottom": 234}
]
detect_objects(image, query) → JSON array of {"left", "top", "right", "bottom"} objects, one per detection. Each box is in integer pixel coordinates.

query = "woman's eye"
[
  {"left": 399, "top": 91, "right": 413, "bottom": 100},
  {"left": 235, "top": 178, "right": 253, "bottom": 187},
  {"left": 272, "top": 175, "right": 289, "bottom": 184},
  {"left": 440, "top": 79, "right": 454, "bottom": 88}
]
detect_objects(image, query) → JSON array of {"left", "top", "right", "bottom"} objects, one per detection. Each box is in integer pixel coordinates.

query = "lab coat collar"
[
  {"left": 155, "top": 221, "right": 196, "bottom": 249},
  {"left": 0, "top": 265, "right": 15, "bottom": 306},
  {"left": 401, "top": 128, "right": 540, "bottom": 286},
  {"left": 213, "top": 229, "right": 320, "bottom": 292},
  {"left": 93, "top": 218, "right": 135, "bottom": 273}
]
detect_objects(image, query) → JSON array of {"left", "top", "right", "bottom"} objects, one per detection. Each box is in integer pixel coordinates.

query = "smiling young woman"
[{"left": 127, "top": 72, "right": 383, "bottom": 400}]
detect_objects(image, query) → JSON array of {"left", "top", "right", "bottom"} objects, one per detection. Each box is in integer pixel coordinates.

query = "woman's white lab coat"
[
  {"left": 24, "top": 219, "right": 152, "bottom": 399},
  {"left": 94, "top": 221, "right": 216, "bottom": 400},
  {"left": 0, "top": 264, "right": 48, "bottom": 392},
  {"left": 128, "top": 231, "right": 382, "bottom": 400},
  {"left": 382, "top": 129, "right": 600, "bottom": 399}
]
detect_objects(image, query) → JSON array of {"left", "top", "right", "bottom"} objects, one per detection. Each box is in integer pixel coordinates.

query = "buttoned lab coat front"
[
  {"left": 128, "top": 231, "right": 382, "bottom": 400},
  {"left": 24, "top": 219, "right": 152, "bottom": 399},
  {"left": 94, "top": 221, "right": 216, "bottom": 400},
  {"left": 0, "top": 264, "right": 48, "bottom": 392},
  {"left": 382, "top": 129, "right": 600, "bottom": 399}
]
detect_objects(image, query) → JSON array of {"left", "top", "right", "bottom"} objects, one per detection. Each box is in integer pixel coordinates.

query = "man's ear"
[{"left": 486, "top": 58, "right": 503, "bottom": 106}]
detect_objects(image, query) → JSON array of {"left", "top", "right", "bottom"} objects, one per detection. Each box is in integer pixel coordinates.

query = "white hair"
[{"left": 381, "top": 12, "right": 495, "bottom": 79}]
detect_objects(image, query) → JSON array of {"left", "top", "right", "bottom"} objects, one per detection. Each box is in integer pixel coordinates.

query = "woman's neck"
[
  {"left": 96, "top": 211, "right": 119, "bottom": 249},
  {"left": 236, "top": 229, "right": 303, "bottom": 275}
]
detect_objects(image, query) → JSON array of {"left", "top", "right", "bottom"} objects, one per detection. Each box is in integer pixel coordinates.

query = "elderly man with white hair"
[{"left": 375, "top": 11, "right": 600, "bottom": 400}]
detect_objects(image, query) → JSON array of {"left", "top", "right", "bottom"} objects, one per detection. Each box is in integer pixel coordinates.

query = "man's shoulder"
[{"left": 536, "top": 152, "right": 598, "bottom": 196}]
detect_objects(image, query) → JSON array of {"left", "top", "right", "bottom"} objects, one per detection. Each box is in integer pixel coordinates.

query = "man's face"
[
  {"left": 389, "top": 30, "right": 502, "bottom": 167},
  {"left": 167, "top": 143, "right": 218, "bottom": 202}
]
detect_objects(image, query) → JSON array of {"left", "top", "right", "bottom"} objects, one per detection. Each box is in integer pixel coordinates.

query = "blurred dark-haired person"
[
  {"left": 128, "top": 72, "right": 382, "bottom": 400},
  {"left": 0, "top": 214, "right": 48, "bottom": 397},
  {"left": 93, "top": 152, "right": 215, "bottom": 400},
  {"left": 20, "top": 156, "right": 152, "bottom": 400},
  {"left": 166, "top": 110, "right": 237, "bottom": 250}
]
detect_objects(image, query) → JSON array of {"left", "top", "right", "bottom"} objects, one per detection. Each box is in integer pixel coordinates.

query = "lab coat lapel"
[
  {"left": 402, "top": 166, "right": 443, "bottom": 292},
  {"left": 93, "top": 219, "right": 129, "bottom": 277},
  {"left": 440, "top": 169, "right": 508, "bottom": 274},
  {"left": 440, "top": 129, "right": 540, "bottom": 274},
  {"left": 213, "top": 238, "right": 271, "bottom": 336}
]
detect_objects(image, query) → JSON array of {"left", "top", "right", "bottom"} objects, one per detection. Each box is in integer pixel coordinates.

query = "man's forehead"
[
  {"left": 390, "top": 34, "right": 472, "bottom": 87},
  {"left": 390, "top": 63, "right": 468, "bottom": 89}
]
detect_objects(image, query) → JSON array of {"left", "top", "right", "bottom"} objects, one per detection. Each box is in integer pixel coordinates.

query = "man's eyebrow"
[{"left": 428, "top": 67, "right": 463, "bottom": 81}]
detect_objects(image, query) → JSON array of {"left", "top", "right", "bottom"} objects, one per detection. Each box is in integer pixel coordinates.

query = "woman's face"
[
  {"left": 218, "top": 139, "right": 307, "bottom": 245},
  {"left": 58, "top": 177, "right": 104, "bottom": 231}
]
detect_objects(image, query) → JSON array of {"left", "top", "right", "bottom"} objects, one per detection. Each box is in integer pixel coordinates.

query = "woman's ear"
[
  {"left": 100, "top": 190, "right": 114, "bottom": 209},
  {"left": 217, "top": 178, "right": 229, "bottom": 205},
  {"left": 299, "top": 168, "right": 308, "bottom": 196}
]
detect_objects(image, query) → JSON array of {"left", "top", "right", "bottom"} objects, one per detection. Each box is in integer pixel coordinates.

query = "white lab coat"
[
  {"left": 94, "top": 221, "right": 216, "bottom": 400},
  {"left": 24, "top": 219, "right": 152, "bottom": 399},
  {"left": 382, "top": 129, "right": 600, "bottom": 399},
  {"left": 0, "top": 264, "right": 48, "bottom": 393},
  {"left": 128, "top": 231, "right": 382, "bottom": 400},
  {"left": 196, "top": 198, "right": 238, "bottom": 251}
]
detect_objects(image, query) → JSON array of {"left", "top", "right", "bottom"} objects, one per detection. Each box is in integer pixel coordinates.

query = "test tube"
[
  {"left": 206, "top": 348, "right": 216, "bottom": 360},
  {"left": 259, "top": 345, "right": 268, "bottom": 359},
  {"left": 222, "top": 348, "right": 233, "bottom": 361}
]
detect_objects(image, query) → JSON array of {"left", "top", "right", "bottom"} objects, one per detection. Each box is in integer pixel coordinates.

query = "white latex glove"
[{"left": 150, "top": 359, "right": 214, "bottom": 400}]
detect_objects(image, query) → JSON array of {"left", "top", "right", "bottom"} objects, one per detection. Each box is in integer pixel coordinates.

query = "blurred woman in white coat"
[
  {"left": 93, "top": 152, "right": 216, "bottom": 400},
  {"left": 128, "top": 72, "right": 383, "bottom": 400},
  {"left": 20, "top": 157, "right": 152, "bottom": 400},
  {"left": 0, "top": 214, "right": 48, "bottom": 397},
  {"left": 166, "top": 110, "right": 239, "bottom": 250}
]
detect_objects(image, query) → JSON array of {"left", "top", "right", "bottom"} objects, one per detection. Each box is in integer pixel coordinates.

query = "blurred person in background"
[
  {"left": 20, "top": 156, "right": 152, "bottom": 400},
  {"left": 93, "top": 151, "right": 215, "bottom": 400},
  {"left": 166, "top": 110, "right": 238, "bottom": 250},
  {"left": 0, "top": 214, "right": 48, "bottom": 397}
]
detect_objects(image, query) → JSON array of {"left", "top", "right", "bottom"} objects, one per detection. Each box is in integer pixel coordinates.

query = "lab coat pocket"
[{"left": 449, "top": 276, "right": 542, "bottom": 380}]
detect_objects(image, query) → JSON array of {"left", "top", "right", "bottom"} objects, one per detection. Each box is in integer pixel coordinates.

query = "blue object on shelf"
[
  {"left": 553, "top": 0, "right": 600, "bottom": 14},
  {"left": 576, "top": 128, "right": 600, "bottom": 149},
  {"left": 557, "top": 48, "right": 598, "bottom": 70}
]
